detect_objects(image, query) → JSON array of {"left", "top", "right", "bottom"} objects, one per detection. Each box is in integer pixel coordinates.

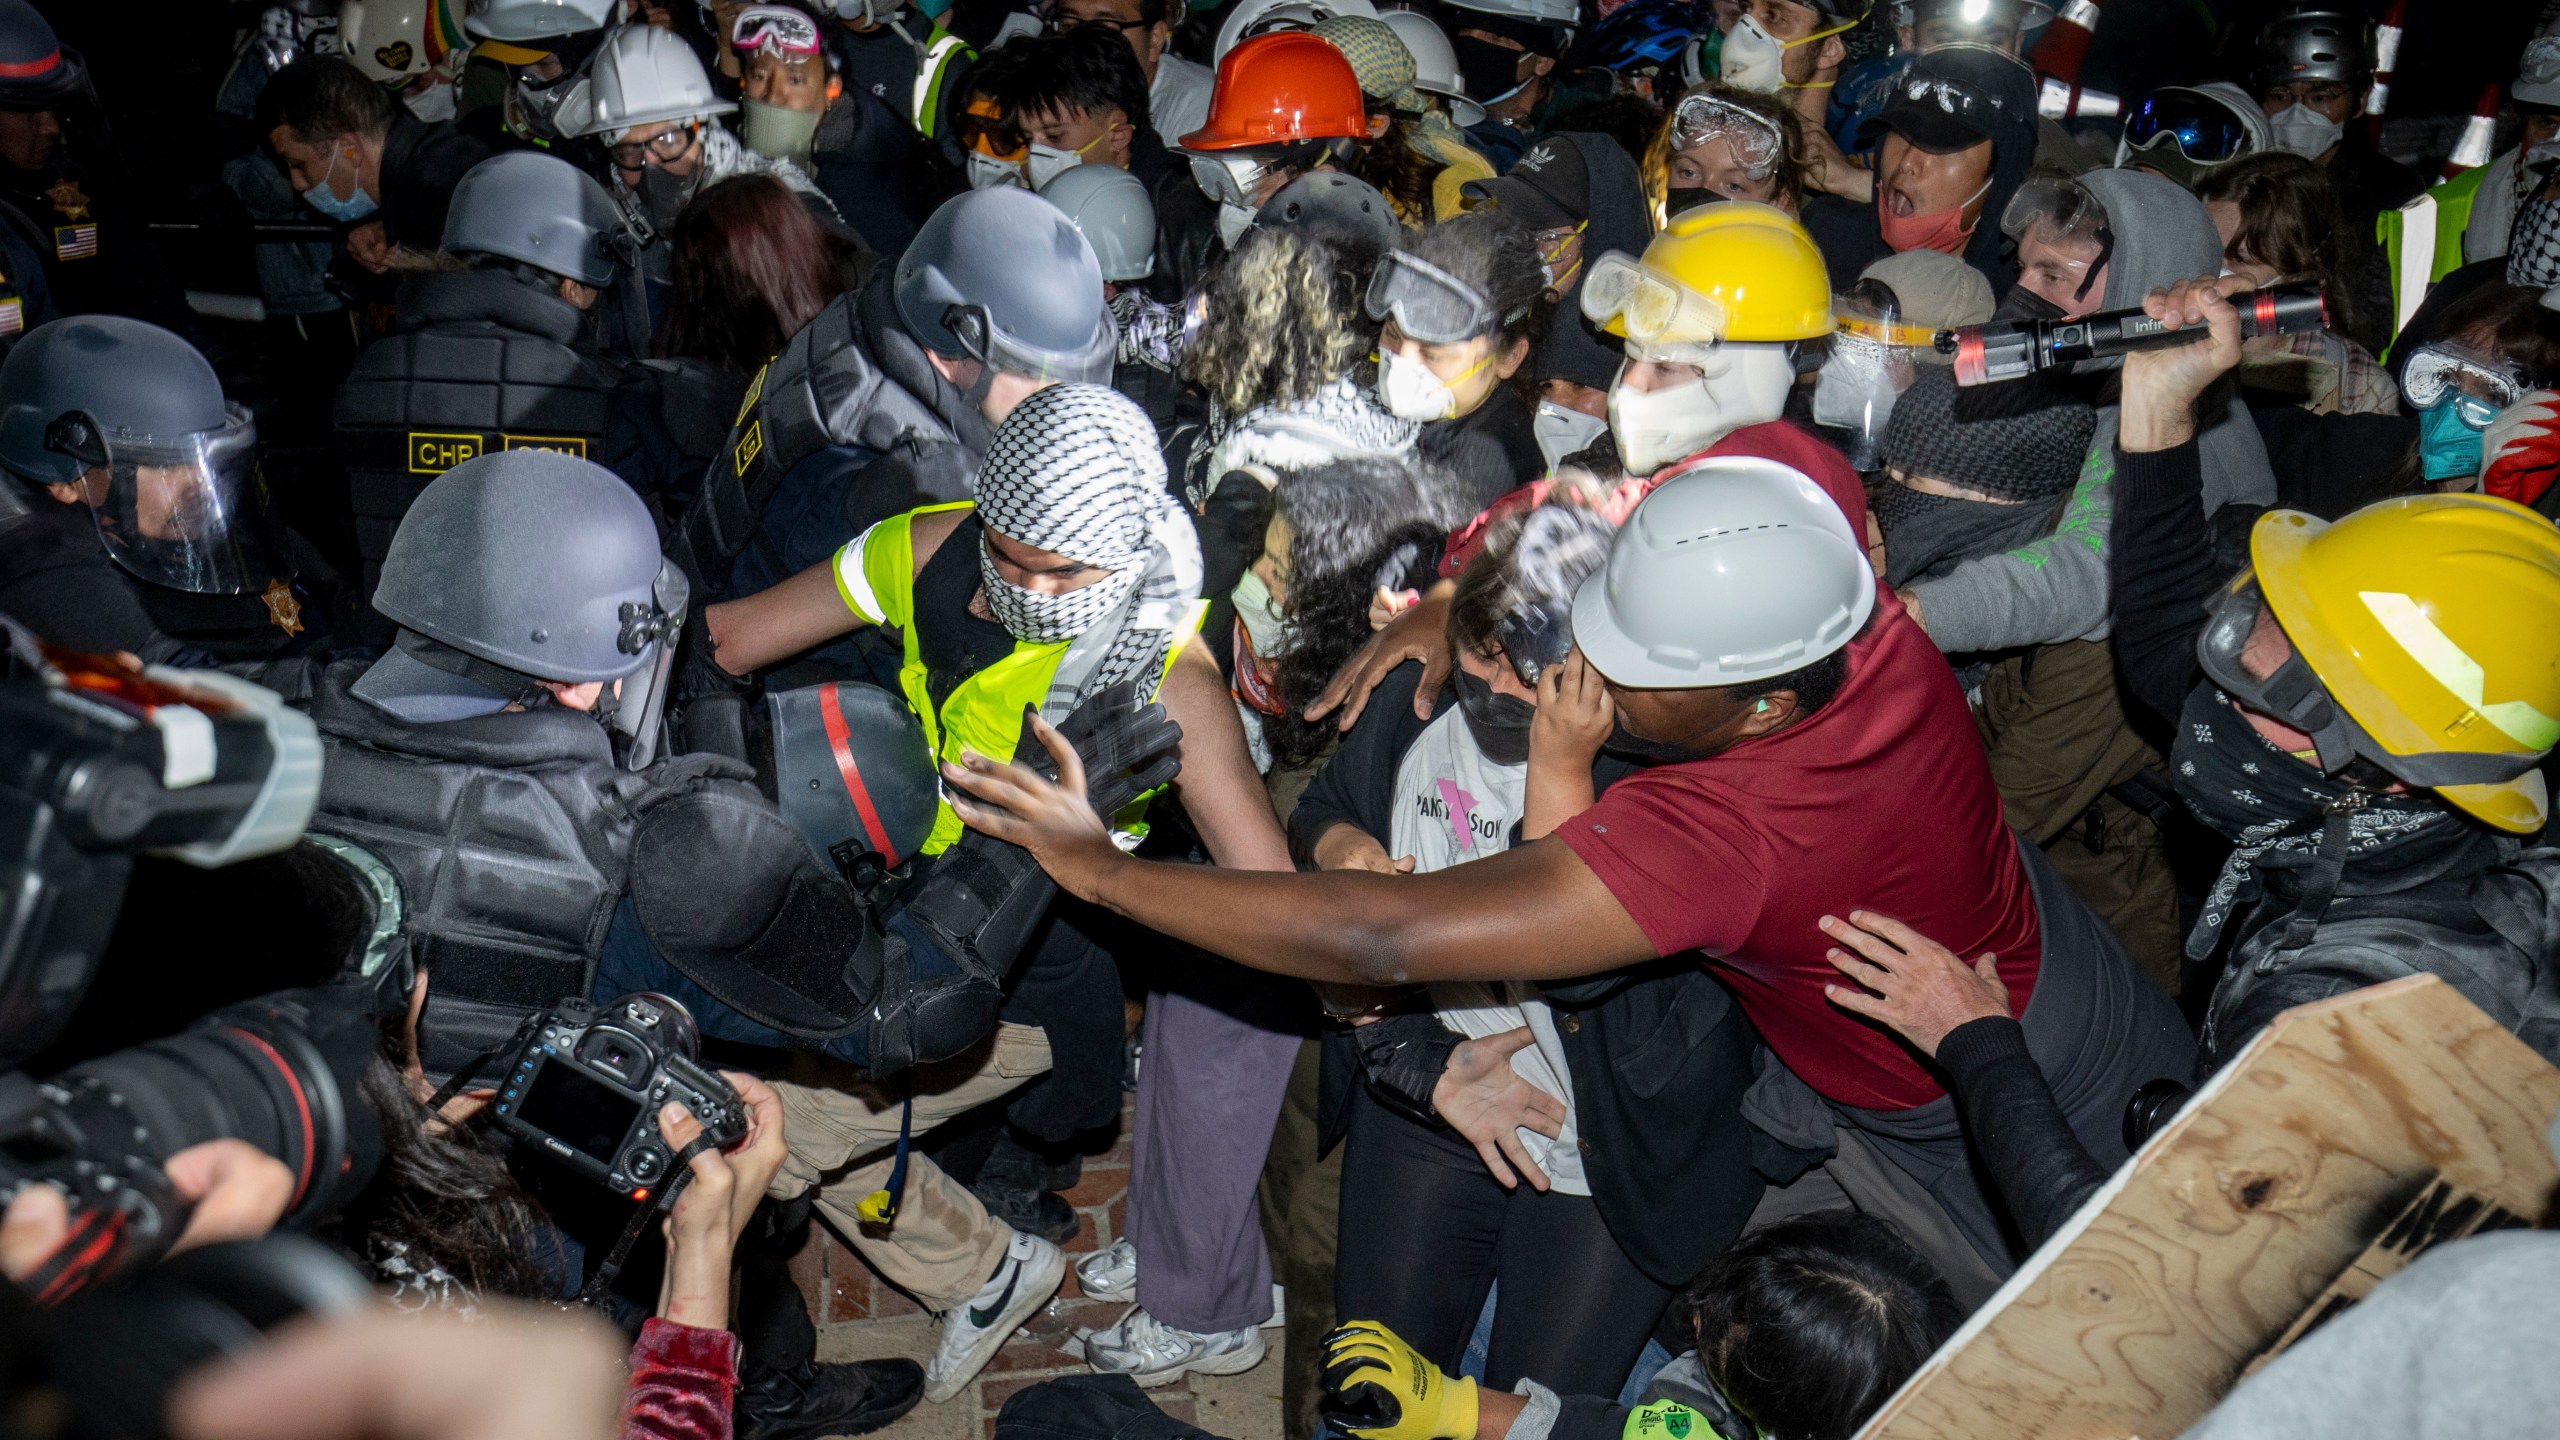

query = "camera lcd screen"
[{"left": 516, "top": 1058, "right": 642, "bottom": 1165}]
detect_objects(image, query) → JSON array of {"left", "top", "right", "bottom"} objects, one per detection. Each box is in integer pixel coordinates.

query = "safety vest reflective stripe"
[
  {"left": 2390, "top": 191, "right": 2437, "bottom": 336},
  {"left": 910, "top": 31, "right": 970, "bottom": 139}
]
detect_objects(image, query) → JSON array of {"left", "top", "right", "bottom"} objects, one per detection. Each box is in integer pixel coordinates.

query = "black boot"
[
  {"left": 968, "top": 1182, "right": 1081, "bottom": 1243},
  {"left": 736, "top": 1357, "right": 925, "bottom": 1440}
]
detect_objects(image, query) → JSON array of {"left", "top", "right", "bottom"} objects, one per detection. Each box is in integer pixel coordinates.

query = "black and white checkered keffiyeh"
[{"left": 975, "top": 384, "right": 1203, "bottom": 716}]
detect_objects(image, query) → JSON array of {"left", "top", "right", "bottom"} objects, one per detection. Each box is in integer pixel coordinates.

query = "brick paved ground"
[{"left": 789, "top": 1104, "right": 1285, "bottom": 1440}]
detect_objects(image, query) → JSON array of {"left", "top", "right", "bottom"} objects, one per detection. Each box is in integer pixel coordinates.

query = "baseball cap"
[
  {"left": 1857, "top": 250, "right": 1994, "bottom": 333},
  {"left": 1860, "top": 43, "right": 2030, "bottom": 154},
  {"left": 1461, "top": 134, "right": 1587, "bottom": 230}
]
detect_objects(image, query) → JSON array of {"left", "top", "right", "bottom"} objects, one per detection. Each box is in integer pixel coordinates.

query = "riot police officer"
[
  {"left": 332, "top": 149, "right": 638, "bottom": 627},
  {"left": 0, "top": 0, "right": 181, "bottom": 327},
  {"left": 0, "top": 316, "right": 343, "bottom": 681},
  {"left": 676, "top": 182, "right": 1116, "bottom": 608}
]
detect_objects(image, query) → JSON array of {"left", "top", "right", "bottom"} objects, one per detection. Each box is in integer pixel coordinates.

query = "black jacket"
[
  {"left": 1294, "top": 664, "right": 1780, "bottom": 1286},
  {"left": 377, "top": 112, "right": 494, "bottom": 254}
]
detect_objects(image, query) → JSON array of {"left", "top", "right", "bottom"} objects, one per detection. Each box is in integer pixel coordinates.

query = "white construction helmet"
[
  {"left": 340, "top": 0, "right": 465, "bottom": 83},
  {"left": 569, "top": 23, "right": 735, "bottom": 138},
  {"left": 1572, "top": 457, "right": 1875, "bottom": 689},
  {"left": 1037, "top": 164, "right": 1156, "bottom": 283},
  {"left": 1440, "top": 0, "right": 1578, "bottom": 34},
  {"left": 463, "top": 0, "right": 616, "bottom": 44},
  {"left": 1214, "top": 0, "right": 1379, "bottom": 62},
  {"left": 1379, "top": 8, "right": 1484, "bottom": 125}
]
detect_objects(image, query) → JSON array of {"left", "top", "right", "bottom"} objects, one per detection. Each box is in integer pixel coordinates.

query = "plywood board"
[{"left": 1856, "top": 974, "right": 2560, "bottom": 1440}]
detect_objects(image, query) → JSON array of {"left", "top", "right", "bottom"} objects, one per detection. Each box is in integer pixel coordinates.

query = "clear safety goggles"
[
  {"left": 1998, "top": 174, "right": 2106, "bottom": 244},
  {"left": 2122, "top": 88, "right": 2254, "bottom": 164},
  {"left": 2195, "top": 570, "right": 2546, "bottom": 788},
  {"left": 1186, "top": 150, "right": 1278, "bottom": 210},
  {"left": 1667, "top": 93, "right": 1781, "bottom": 180},
  {"left": 733, "top": 5, "right": 825, "bottom": 57},
  {"left": 50, "top": 403, "right": 284, "bottom": 595},
  {"left": 2401, "top": 341, "right": 2522, "bottom": 426},
  {"left": 609, "top": 123, "right": 703, "bottom": 167},
  {"left": 1366, "top": 251, "right": 1505, "bottom": 345},
  {"left": 1580, "top": 251, "right": 1731, "bottom": 346}
]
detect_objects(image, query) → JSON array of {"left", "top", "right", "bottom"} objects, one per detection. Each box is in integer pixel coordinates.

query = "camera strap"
[
  {"left": 854, "top": 1090, "right": 914, "bottom": 1227},
  {"left": 423, "top": 1013, "right": 544, "bottom": 1117},
  {"left": 575, "top": 1129, "right": 724, "bottom": 1308}
]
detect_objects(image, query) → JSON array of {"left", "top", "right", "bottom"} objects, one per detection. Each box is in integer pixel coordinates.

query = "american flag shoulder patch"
[{"left": 52, "top": 224, "right": 96, "bottom": 260}]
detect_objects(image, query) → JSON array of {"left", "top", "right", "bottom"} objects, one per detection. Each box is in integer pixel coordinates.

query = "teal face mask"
[{"left": 2417, "top": 394, "right": 2493, "bottom": 481}]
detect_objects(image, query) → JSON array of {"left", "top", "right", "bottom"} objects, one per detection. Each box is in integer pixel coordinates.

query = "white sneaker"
[
  {"left": 924, "top": 1230, "right": 1065, "bottom": 1404},
  {"left": 1078, "top": 1306, "right": 1268, "bottom": 1388},
  {"left": 1075, "top": 1237, "right": 1138, "bottom": 1303},
  {"left": 1265, "top": 1282, "right": 1286, "bottom": 1330}
]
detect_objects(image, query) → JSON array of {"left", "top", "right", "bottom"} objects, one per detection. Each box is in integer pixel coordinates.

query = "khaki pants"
[{"left": 768, "top": 1022, "right": 1054, "bottom": 1311}]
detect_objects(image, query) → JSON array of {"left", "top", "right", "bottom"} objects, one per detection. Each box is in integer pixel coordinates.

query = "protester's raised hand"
[
  {"left": 1818, "top": 910, "right": 2012, "bottom": 1059},
  {"left": 1308, "top": 583, "right": 1456, "bottom": 729},
  {"left": 2118, "top": 274, "right": 2250, "bottom": 453},
  {"left": 942, "top": 717, "right": 1124, "bottom": 901}
]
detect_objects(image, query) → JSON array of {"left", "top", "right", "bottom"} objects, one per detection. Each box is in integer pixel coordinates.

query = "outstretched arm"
[{"left": 942, "top": 718, "right": 1658, "bottom": 986}]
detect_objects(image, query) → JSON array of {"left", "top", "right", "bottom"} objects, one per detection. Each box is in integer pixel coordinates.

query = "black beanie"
[{"left": 1881, "top": 368, "right": 2095, "bottom": 503}]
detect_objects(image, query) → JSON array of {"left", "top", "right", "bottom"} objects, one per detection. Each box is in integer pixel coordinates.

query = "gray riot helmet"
[
  {"left": 893, "top": 186, "right": 1115, "bottom": 386},
  {"left": 356, "top": 449, "right": 688, "bottom": 767},
  {"left": 0, "top": 317, "right": 285, "bottom": 595},
  {"left": 767, "top": 681, "right": 939, "bottom": 879},
  {"left": 1255, "top": 171, "right": 1400, "bottom": 252},
  {"left": 443, "top": 150, "right": 638, "bottom": 287},
  {"left": 2251, "top": 7, "right": 2370, "bottom": 94},
  {"left": 1037, "top": 163, "right": 1156, "bottom": 284}
]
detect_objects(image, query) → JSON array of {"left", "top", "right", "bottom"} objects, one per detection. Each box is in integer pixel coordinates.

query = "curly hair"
[
  {"left": 1642, "top": 82, "right": 1807, "bottom": 222},
  {"left": 1185, "top": 227, "right": 1378, "bottom": 416},
  {"left": 1261, "top": 456, "right": 1478, "bottom": 768}
]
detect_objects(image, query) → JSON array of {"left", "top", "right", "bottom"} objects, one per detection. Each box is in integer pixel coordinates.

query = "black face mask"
[
  {"left": 1666, "top": 186, "right": 1725, "bottom": 220},
  {"left": 1601, "top": 717, "right": 1710, "bottom": 766},
  {"left": 1451, "top": 36, "right": 1530, "bottom": 106},
  {"left": 1454, "top": 667, "right": 1535, "bottom": 766},
  {"left": 1869, "top": 483, "right": 2058, "bottom": 589},
  {"left": 1994, "top": 283, "right": 2067, "bottom": 323}
]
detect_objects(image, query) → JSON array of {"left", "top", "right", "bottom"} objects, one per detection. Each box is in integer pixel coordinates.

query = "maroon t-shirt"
[{"left": 1554, "top": 597, "right": 2041, "bottom": 1111}]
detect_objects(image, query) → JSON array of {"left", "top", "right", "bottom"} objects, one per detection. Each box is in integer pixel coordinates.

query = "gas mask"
[{"left": 512, "top": 71, "right": 589, "bottom": 141}]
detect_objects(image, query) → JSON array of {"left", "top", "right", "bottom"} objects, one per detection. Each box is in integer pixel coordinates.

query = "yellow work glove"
[{"left": 1319, "top": 1321, "right": 1480, "bottom": 1440}]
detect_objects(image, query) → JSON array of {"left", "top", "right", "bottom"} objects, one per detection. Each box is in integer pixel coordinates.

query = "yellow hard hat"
[
  {"left": 1578, "top": 201, "right": 1832, "bottom": 347},
  {"left": 2251, "top": 495, "right": 2560, "bottom": 833}
]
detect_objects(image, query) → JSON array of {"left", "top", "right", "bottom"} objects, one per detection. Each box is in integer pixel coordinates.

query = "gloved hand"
[
  {"left": 1023, "top": 680, "right": 1185, "bottom": 819},
  {"left": 2482, "top": 390, "right": 2560, "bottom": 509},
  {"left": 1320, "top": 1321, "right": 1479, "bottom": 1440}
]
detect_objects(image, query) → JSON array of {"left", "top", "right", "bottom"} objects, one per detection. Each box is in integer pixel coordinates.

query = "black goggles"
[
  {"left": 2124, "top": 89, "right": 2252, "bottom": 164},
  {"left": 2195, "top": 572, "right": 2546, "bottom": 790}
]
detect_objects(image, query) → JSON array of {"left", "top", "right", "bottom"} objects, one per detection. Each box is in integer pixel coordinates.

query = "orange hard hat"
[{"left": 1180, "top": 32, "right": 1369, "bottom": 151}]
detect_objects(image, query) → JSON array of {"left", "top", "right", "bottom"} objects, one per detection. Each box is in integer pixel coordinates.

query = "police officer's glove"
[
  {"left": 1321, "top": 1321, "right": 1478, "bottom": 1440},
  {"left": 898, "top": 683, "right": 1185, "bottom": 1011},
  {"left": 668, "top": 601, "right": 757, "bottom": 762}
]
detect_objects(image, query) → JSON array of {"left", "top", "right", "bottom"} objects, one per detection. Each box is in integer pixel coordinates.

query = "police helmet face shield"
[
  {"left": 1580, "top": 250, "right": 1730, "bottom": 346},
  {"left": 2123, "top": 88, "right": 2253, "bottom": 165},
  {"left": 1366, "top": 251, "right": 1503, "bottom": 345},
  {"left": 50, "top": 402, "right": 285, "bottom": 594},
  {"left": 607, "top": 557, "right": 688, "bottom": 768},
  {"left": 2401, "top": 341, "right": 2522, "bottom": 423},
  {"left": 1667, "top": 93, "right": 1780, "bottom": 179}
]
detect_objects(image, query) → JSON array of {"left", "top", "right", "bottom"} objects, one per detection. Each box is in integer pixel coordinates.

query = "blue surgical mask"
[
  {"left": 2417, "top": 395, "right": 2492, "bottom": 481},
  {"left": 302, "top": 147, "right": 378, "bottom": 222}
]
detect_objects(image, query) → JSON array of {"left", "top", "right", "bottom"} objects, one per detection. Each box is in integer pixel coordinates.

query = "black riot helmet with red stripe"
[{"left": 768, "top": 680, "right": 939, "bottom": 885}]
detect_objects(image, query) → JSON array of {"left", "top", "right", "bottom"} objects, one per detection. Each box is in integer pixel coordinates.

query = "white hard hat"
[
  {"left": 463, "top": 0, "right": 616, "bottom": 44},
  {"left": 1037, "top": 164, "right": 1156, "bottom": 283},
  {"left": 570, "top": 22, "right": 734, "bottom": 137},
  {"left": 1214, "top": 0, "right": 1379, "bottom": 62},
  {"left": 340, "top": 0, "right": 461, "bottom": 83},
  {"left": 1379, "top": 9, "right": 1484, "bottom": 125},
  {"left": 1440, "top": 0, "right": 1578, "bottom": 35},
  {"left": 1572, "top": 457, "right": 1876, "bottom": 689}
]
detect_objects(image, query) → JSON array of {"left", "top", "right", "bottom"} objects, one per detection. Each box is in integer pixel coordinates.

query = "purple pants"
[{"left": 1127, "top": 965, "right": 1308, "bottom": 1333}]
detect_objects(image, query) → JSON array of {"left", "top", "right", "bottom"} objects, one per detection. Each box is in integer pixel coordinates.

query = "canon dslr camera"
[{"left": 491, "top": 993, "right": 745, "bottom": 1199}]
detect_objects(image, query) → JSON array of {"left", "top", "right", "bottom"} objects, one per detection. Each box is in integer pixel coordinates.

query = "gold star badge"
[
  {"left": 43, "top": 178, "right": 89, "bottom": 223},
  {"left": 261, "top": 580, "right": 304, "bottom": 637}
]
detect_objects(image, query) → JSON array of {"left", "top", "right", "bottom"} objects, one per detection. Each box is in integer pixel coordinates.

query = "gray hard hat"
[
  {"left": 2252, "top": 7, "right": 2370, "bottom": 93},
  {"left": 357, "top": 449, "right": 681, "bottom": 724},
  {"left": 893, "top": 186, "right": 1115, "bottom": 384},
  {"left": 442, "top": 150, "right": 633, "bottom": 287},
  {"left": 1037, "top": 163, "right": 1156, "bottom": 284},
  {"left": 1255, "top": 171, "right": 1400, "bottom": 252},
  {"left": 1571, "top": 457, "right": 1875, "bottom": 690}
]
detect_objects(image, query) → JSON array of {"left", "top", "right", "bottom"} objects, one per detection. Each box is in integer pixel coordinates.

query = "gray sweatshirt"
[{"left": 1902, "top": 168, "right": 2278, "bottom": 654}]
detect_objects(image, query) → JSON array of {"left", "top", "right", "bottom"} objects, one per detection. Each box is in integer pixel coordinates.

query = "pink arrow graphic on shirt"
[{"left": 1437, "top": 778, "right": 1480, "bottom": 855}]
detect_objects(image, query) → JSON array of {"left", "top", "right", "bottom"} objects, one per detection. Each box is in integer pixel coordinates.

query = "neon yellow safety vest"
[
  {"left": 2378, "top": 166, "right": 2486, "bottom": 360},
  {"left": 833, "top": 501, "right": 1204, "bottom": 854},
  {"left": 910, "top": 26, "right": 972, "bottom": 140}
]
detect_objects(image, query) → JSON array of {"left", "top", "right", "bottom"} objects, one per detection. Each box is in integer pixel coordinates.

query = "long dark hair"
[
  {"left": 2190, "top": 150, "right": 2362, "bottom": 344},
  {"left": 1262, "top": 457, "right": 1475, "bottom": 769},
  {"left": 1353, "top": 109, "right": 1441, "bottom": 221},
  {"left": 1680, "top": 1212, "right": 1963, "bottom": 1440},
  {"left": 655, "top": 173, "right": 852, "bottom": 374}
]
